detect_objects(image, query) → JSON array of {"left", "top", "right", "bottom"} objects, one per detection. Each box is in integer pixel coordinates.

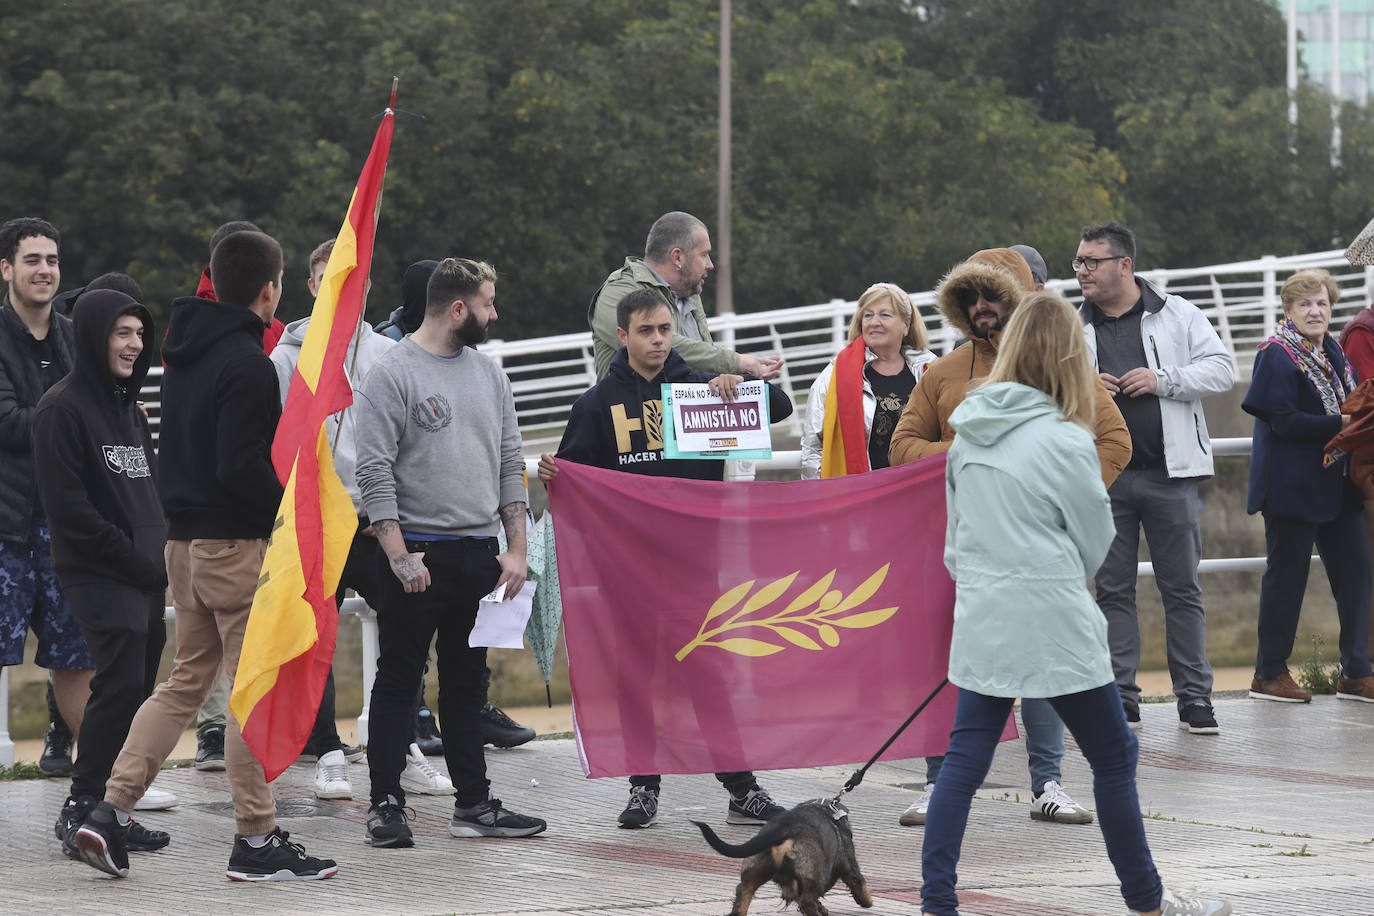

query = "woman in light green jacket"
[{"left": 919, "top": 292, "right": 1229, "bottom": 916}]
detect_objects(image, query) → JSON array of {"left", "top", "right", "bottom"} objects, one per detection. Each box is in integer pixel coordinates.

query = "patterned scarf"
[{"left": 1268, "top": 318, "right": 1357, "bottom": 466}]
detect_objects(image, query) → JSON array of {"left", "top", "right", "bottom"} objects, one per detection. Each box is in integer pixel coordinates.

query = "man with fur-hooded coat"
[{"left": 888, "top": 248, "right": 1130, "bottom": 483}]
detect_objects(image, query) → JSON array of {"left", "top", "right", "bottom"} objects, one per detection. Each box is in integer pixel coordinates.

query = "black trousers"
[
  {"left": 65, "top": 582, "right": 164, "bottom": 801},
  {"left": 303, "top": 528, "right": 383, "bottom": 755},
  {"left": 1257, "top": 505, "right": 1374, "bottom": 679},
  {"left": 367, "top": 537, "right": 500, "bottom": 807}
]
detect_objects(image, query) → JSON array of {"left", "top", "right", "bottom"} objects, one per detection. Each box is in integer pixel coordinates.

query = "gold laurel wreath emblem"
[{"left": 675, "top": 564, "right": 897, "bottom": 661}]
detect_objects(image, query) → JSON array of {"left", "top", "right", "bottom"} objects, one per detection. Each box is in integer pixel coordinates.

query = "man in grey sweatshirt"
[{"left": 354, "top": 257, "right": 545, "bottom": 848}]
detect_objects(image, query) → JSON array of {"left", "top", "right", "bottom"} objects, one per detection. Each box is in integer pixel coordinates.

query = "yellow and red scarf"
[{"left": 820, "top": 337, "right": 872, "bottom": 477}]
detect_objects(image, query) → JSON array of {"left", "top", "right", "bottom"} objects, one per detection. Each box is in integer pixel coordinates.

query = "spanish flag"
[
  {"left": 819, "top": 337, "right": 871, "bottom": 477},
  {"left": 230, "top": 106, "right": 395, "bottom": 780}
]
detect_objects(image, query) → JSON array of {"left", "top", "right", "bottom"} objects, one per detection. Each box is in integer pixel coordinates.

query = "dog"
[{"left": 692, "top": 799, "right": 873, "bottom": 916}]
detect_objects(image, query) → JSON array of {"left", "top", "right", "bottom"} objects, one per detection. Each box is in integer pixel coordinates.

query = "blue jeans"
[
  {"left": 920, "top": 684, "right": 1163, "bottom": 915},
  {"left": 924, "top": 698, "right": 1065, "bottom": 794}
]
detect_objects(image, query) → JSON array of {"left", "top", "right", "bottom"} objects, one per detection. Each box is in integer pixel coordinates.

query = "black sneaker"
[
  {"left": 195, "top": 723, "right": 226, "bottom": 771},
  {"left": 73, "top": 801, "right": 130, "bottom": 878},
  {"left": 449, "top": 796, "right": 547, "bottom": 838},
  {"left": 226, "top": 828, "right": 338, "bottom": 881},
  {"left": 298, "top": 742, "right": 365, "bottom": 765},
  {"left": 1178, "top": 702, "right": 1220, "bottom": 735},
  {"left": 341, "top": 743, "right": 364, "bottom": 762},
  {"left": 365, "top": 795, "right": 414, "bottom": 848},
  {"left": 481, "top": 703, "right": 536, "bottom": 748},
  {"left": 39, "top": 723, "right": 74, "bottom": 777},
  {"left": 1123, "top": 702, "right": 1142, "bottom": 733},
  {"left": 126, "top": 819, "right": 171, "bottom": 851},
  {"left": 617, "top": 786, "right": 659, "bottom": 828},
  {"left": 727, "top": 787, "right": 785, "bottom": 826},
  {"left": 414, "top": 708, "right": 443, "bottom": 756},
  {"left": 55, "top": 796, "right": 96, "bottom": 859}
]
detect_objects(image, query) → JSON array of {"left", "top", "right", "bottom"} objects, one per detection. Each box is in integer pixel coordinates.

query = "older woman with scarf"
[
  {"left": 801, "top": 283, "right": 937, "bottom": 478},
  {"left": 1244, "top": 269, "right": 1374, "bottom": 703}
]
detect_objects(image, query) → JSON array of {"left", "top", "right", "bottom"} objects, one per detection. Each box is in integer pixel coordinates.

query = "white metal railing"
[{"left": 133, "top": 249, "right": 1374, "bottom": 454}]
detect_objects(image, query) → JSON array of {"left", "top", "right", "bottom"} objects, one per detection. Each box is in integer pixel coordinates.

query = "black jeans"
[
  {"left": 65, "top": 582, "right": 164, "bottom": 801},
  {"left": 367, "top": 536, "right": 500, "bottom": 807},
  {"left": 304, "top": 527, "right": 383, "bottom": 756}
]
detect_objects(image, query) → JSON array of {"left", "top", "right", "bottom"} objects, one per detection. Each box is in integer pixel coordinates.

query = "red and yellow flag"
[{"left": 230, "top": 106, "right": 395, "bottom": 781}]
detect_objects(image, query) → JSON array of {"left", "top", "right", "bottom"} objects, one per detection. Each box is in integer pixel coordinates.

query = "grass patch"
[{"left": 0, "top": 762, "right": 47, "bottom": 781}]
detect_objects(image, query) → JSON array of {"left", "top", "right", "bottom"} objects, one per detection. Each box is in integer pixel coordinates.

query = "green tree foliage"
[{"left": 0, "top": 0, "right": 1367, "bottom": 339}]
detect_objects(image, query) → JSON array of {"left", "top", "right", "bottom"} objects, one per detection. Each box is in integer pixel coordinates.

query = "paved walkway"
[{"left": 2, "top": 694, "right": 1370, "bottom": 916}]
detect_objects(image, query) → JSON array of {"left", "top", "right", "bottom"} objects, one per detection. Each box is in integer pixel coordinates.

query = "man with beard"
[
  {"left": 1073, "top": 222, "right": 1233, "bottom": 733},
  {"left": 589, "top": 211, "right": 783, "bottom": 381},
  {"left": 354, "top": 257, "right": 545, "bottom": 848},
  {"left": 887, "top": 247, "right": 1130, "bottom": 831}
]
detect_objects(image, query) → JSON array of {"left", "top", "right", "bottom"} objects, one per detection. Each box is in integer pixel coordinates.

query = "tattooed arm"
[
  {"left": 373, "top": 518, "right": 431, "bottom": 594},
  {"left": 494, "top": 501, "right": 528, "bottom": 600}
]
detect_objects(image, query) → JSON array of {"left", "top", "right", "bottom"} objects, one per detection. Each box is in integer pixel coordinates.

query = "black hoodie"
[
  {"left": 556, "top": 347, "right": 794, "bottom": 481},
  {"left": 33, "top": 290, "right": 166, "bottom": 592},
  {"left": 159, "top": 295, "right": 283, "bottom": 539}
]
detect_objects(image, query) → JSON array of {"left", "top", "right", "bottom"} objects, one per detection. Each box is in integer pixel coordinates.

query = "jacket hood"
[
  {"left": 399, "top": 259, "right": 439, "bottom": 334},
  {"left": 162, "top": 295, "right": 265, "bottom": 366},
  {"left": 949, "top": 382, "right": 1061, "bottom": 447},
  {"left": 936, "top": 249, "right": 1033, "bottom": 337},
  {"left": 607, "top": 345, "right": 693, "bottom": 384},
  {"left": 71, "top": 289, "right": 154, "bottom": 406}
]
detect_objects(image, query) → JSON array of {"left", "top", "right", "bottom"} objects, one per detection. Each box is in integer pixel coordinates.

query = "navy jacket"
[
  {"left": 556, "top": 347, "right": 793, "bottom": 481},
  {"left": 1243, "top": 337, "right": 1361, "bottom": 522}
]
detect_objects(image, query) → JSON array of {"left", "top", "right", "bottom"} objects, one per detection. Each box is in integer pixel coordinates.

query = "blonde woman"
[
  {"left": 921, "top": 291, "right": 1229, "bottom": 916},
  {"left": 800, "top": 283, "right": 936, "bottom": 478}
]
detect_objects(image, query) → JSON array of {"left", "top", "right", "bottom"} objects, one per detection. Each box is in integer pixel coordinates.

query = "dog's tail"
[{"left": 690, "top": 820, "right": 790, "bottom": 859}]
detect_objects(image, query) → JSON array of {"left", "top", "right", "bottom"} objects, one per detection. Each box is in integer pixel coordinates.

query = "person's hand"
[
  {"left": 388, "top": 551, "right": 430, "bottom": 593},
  {"left": 495, "top": 551, "right": 527, "bottom": 601},
  {"left": 709, "top": 374, "right": 743, "bottom": 402},
  {"left": 359, "top": 524, "right": 376, "bottom": 537},
  {"left": 538, "top": 453, "right": 558, "bottom": 482},
  {"left": 738, "top": 354, "right": 784, "bottom": 380},
  {"left": 1098, "top": 372, "right": 1121, "bottom": 395},
  {"left": 1117, "top": 367, "right": 1159, "bottom": 397}
]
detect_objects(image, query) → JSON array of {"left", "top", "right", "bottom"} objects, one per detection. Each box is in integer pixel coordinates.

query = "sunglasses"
[{"left": 956, "top": 286, "right": 1003, "bottom": 310}]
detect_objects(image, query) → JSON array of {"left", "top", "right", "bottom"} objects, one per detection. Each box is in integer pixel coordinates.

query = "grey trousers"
[{"left": 1095, "top": 468, "right": 1214, "bottom": 711}]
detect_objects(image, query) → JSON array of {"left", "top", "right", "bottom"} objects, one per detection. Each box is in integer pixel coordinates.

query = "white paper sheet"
[{"left": 469, "top": 580, "right": 538, "bottom": 648}]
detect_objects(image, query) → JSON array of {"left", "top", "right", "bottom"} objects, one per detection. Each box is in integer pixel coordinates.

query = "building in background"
[{"left": 1280, "top": 0, "right": 1374, "bottom": 104}]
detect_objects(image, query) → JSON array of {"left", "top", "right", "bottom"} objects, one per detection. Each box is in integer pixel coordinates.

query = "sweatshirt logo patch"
[
  {"left": 411, "top": 394, "right": 454, "bottom": 432},
  {"left": 103, "top": 445, "right": 151, "bottom": 478}
]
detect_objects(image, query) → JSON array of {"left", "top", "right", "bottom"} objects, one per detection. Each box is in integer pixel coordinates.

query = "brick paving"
[{"left": 1, "top": 695, "right": 1371, "bottom": 915}]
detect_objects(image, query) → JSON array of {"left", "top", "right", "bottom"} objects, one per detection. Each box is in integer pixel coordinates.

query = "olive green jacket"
[{"left": 587, "top": 257, "right": 740, "bottom": 380}]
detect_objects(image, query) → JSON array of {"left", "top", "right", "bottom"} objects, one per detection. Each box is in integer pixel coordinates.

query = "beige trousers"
[{"left": 105, "top": 538, "right": 276, "bottom": 836}]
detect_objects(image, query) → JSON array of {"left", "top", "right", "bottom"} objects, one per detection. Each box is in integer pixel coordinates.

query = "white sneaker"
[
  {"left": 399, "top": 742, "right": 453, "bottom": 795},
  {"left": 313, "top": 749, "right": 353, "bottom": 799},
  {"left": 1132, "top": 886, "right": 1232, "bottom": 916},
  {"left": 898, "top": 783, "right": 935, "bottom": 827},
  {"left": 1030, "top": 780, "right": 1093, "bottom": 824},
  {"left": 134, "top": 784, "right": 178, "bottom": 812}
]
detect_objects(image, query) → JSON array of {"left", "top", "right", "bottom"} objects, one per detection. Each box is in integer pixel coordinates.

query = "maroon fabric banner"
[{"left": 549, "top": 455, "right": 1016, "bottom": 778}]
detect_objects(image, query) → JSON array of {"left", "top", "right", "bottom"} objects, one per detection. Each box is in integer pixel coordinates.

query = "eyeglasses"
[
  {"left": 1071, "top": 255, "right": 1125, "bottom": 272},
  {"left": 955, "top": 286, "right": 1003, "bottom": 310}
]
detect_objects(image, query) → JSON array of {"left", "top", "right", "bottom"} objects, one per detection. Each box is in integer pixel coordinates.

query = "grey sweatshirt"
[{"left": 354, "top": 338, "right": 524, "bottom": 536}]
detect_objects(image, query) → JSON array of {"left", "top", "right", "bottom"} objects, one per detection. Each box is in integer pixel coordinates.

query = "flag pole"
[{"left": 334, "top": 77, "right": 399, "bottom": 454}]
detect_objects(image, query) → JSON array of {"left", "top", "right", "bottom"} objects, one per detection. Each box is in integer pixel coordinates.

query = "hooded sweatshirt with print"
[
  {"left": 887, "top": 250, "right": 1131, "bottom": 486},
  {"left": 556, "top": 347, "right": 794, "bottom": 481},
  {"left": 943, "top": 382, "right": 1116, "bottom": 698},
  {"left": 159, "top": 296, "right": 283, "bottom": 540},
  {"left": 33, "top": 290, "right": 166, "bottom": 592}
]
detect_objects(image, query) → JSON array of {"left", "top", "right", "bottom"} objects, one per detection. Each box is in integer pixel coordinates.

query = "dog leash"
[{"left": 831, "top": 678, "right": 948, "bottom": 805}]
